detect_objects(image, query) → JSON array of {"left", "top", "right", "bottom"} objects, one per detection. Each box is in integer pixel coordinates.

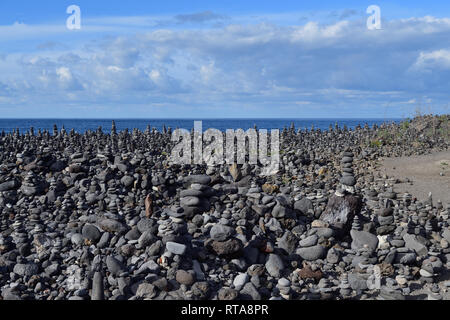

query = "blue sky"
[{"left": 0, "top": 1, "right": 450, "bottom": 118}]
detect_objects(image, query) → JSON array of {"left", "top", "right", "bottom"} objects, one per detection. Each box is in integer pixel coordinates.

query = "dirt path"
[{"left": 378, "top": 150, "right": 450, "bottom": 206}]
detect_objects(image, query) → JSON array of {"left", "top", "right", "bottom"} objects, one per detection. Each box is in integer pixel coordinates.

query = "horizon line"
[{"left": 0, "top": 117, "right": 405, "bottom": 120}]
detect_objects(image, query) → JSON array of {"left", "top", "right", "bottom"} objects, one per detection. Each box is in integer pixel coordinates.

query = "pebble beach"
[{"left": 0, "top": 114, "right": 449, "bottom": 301}]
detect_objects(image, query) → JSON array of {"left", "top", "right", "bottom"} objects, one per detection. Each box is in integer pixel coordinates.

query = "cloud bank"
[{"left": 0, "top": 13, "right": 449, "bottom": 117}]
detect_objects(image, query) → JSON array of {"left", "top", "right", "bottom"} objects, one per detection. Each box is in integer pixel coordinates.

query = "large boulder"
[{"left": 319, "top": 194, "right": 362, "bottom": 233}]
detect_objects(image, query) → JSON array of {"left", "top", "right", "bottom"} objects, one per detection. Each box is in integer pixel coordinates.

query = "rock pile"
[{"left": 0, "top": 115, "right": 449, "bottom": 300}]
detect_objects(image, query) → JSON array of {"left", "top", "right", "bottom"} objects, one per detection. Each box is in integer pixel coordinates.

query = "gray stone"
[
  {"left": 166, "top": 242, "right": 187, "bottom": 255},
  {"left": 210, "top": 224, "right": 234, "bottom": 241},
  {"left": 240, "top": 282, "right": 261, "bottom": 300},
  {"left": 106, "top": 256, "right": 125, "bottom": 276},
  {"left": 326, "top": 248, "right": 341, "bottom": 264},
  {"left": 0, "top": 180, "right": 19, "bottom": 192},
  {"left": 97, "top": 232, "right": 110, "bottom": 248},
  {"left": 82, "top": 224, "right": 101, "bottom": 243},
  {"left": 265, "top": 254, "right": 284, "bottom": 278},
  {"left": 176, "top": 270, "right": 195, "bottom": 286},
  {"left": 120, "top": 175, "right": 134, "bottom": 188},
  {"left": 315, "top": 228, "right": 335, "bottom": 238},
  {"left": 125, "top": 227, "right": 141, "bottom": 241},
  {"left": 91, "top": 271, "right": 104, "bottom": 300},
  {"left": 350, "top": 230, "right": 379, "bottom": 253},
  {"left": 294, "top": 198, "right": 313, "bottom": 215},
  {"left": 403, "top": 234, "right": 428, "bottom": 256},
  {"left": 442, "top": 228, "right": 450, "bottom": 243},
  {"left": 340, "top": 176, "right": 356, "bottom": 186},
  {"left": 379, "top": 287, "right": 405, "bottom": 300},
  {"left": 377, "top": 215, "right": 394, "bottom": 226},
  {"left": 98, "top": 218, "right": 127, "bottom": 234},
  {"left": 184, "top": 175, "right": 211, "bottom": 185},
  {"left": 348, "top": 272, "right": 368, "bottom": 291},
  {"left": 1, "top": 288, "right": 21, "bottom": 300},
  {"left": 180, "top": 196, "right": 201, "bottom": 207},
  {"left": 13, "top": 263, "right": 39, "bottom": 277},
  {"left": 233, "top": 273, "right": 249, "bottom": 289},
  {"left": 277, "top": 231, "right": 297, "bottom": 254},
  {"left": 299, "top": 235, "right": 318, "bottom": 247},
  {"left": 137, "top": 230, "right": 156, "bottom": 248},
  {"left": 71, "top": 233, "right": 84, "bottom": 246},
  {"left": 296, "top": 245, "right": 326, "bottom": 261},
  {"left": 136, "top": 282, "right": 156, "bottom": 299}
]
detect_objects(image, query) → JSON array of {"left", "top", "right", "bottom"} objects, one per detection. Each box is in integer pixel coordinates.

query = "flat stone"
[
  {"left": 210, "top": 224, "right": 235, "bottom": 241},
  {"left": 340, "top": 176, "right": 356, "bottom": 186},
  {"left": 350, "top": 230, "right": 379, "bottom": 253},
  {"left": 82, "top": 224, "right": 101, "bottom": 243},
  {"left": 98, "top": 218, "right": 127, "bottom": 234},
  {"left": 166, "top": 242, "right": 187, "bottom": 255},
  {"left": 299, "top": 235, "right": 319, "bottom": 247},
  {"left": 13, "top": 263, "right": 39, "bottom": 277},
  {"left": 403, "top": 234, "right": 428, "bottom": 256},
  {"left": 180, "top": 196, "right": 201, "bottom": 207},
  {"left": 0, "top": 180, "right": 19, "bottom": 192},
  {"left": 296, "top": 245, "right": 326, "bottom": 261},
  {"left": 184, "top": 175, "right": 211, "bottom": 185}
]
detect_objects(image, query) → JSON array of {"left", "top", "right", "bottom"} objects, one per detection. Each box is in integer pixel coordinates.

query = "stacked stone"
[
  {"left": 339, "top": 150, "right": 356, "bottom": 195},
  {"left": 20, "top": 172, "right": 43, "bottom": 197},
  {"left": 179, "top": 175, "right": 213, "bottom": 218},
  {"left": 11, "top": 216, "right": 28, "bottom": 248},
  {"left": 375, "top": 202, "right": 395, "bottom": 235},
  {"left": 339, "top": 273, "right": 352, "bottom": 298}
]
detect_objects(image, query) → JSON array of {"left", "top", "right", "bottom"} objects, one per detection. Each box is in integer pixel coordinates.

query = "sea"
[{"left": 0, "top": 118, "right": 402, "bottom": 134}]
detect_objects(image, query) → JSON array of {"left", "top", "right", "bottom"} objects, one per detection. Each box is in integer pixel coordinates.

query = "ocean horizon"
[{"left": 0, "top": 118, "right": 403, "bottom": 134}]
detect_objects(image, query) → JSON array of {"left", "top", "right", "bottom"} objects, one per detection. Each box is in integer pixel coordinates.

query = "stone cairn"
[{"left": 339, "top": 149, "right": 356, "bottom": 195}]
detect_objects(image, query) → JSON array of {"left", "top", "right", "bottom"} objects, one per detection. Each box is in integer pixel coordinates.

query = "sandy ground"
[{"left": 378, "top": 150, "right": 450, "bottom": 206}]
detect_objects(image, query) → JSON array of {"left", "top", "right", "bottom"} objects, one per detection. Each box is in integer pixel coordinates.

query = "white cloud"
[
  {"left": 2, "top": 15, "right": 450, "bottom": 116},
  {"left": 412, "top": 49, "right": 450, "bottom": 70}
]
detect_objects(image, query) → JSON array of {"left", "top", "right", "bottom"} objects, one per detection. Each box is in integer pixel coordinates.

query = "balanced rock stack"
[
  {"left": 339, "top": 150, "right": 356, "bottom": 194},
  {"left": 179, "top": 175, "right": 214, "bottom": 218},
  {"left": 319, "top": 149, "right": 361, "bottom": 233}
]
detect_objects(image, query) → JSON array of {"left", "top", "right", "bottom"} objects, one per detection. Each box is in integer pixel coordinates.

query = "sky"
[{"left": 0, "top": 0, "right": 450, "bottom": 118}]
